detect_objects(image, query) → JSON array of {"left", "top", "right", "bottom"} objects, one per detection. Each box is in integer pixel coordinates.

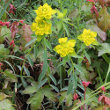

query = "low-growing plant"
[{"left": 0, "top": 0, "right": 110, "bottom": 110}]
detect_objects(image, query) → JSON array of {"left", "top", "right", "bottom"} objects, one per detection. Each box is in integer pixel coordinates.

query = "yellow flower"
[
  {"left": 35, "top": 3, "right": 56, "bottom": 20},
  {"left": 31, "top": 17, "right": 51, "bottom": 35},
  {"left": 67, "top": 40, "right": 76, "bottom": 47},
  {"left": 78, "top": 29, "right": 97, "bottom": 46},
  {"left": 54, "top": 37, "right": 76, "bottom": 57},
  {"left": 31, "top": 22, "right": 37, "bottom": 32},
  {"left": 58, "top": 37, "right": 68, "bottom": 44}
]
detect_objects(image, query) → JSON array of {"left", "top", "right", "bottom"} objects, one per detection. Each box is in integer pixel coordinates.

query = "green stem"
[
  {"left": 72, "top": 90, "right": 101, "bottom": 110},
  {"left": 72, "top": 82, "right": 110, "bottom": 110},
  {"left": 105, "top": 63, "right": 110, "bottom": 83},
  {"left": 60, "top": 64, "right": 62, "bottom": 89},
  {"left": 90, "top": 81, "right": 110, "bottom": 95}
]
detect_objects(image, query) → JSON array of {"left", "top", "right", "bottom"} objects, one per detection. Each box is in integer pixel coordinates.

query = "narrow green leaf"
[
  {"left": 24, "top": 66, "right": 30, "bottom": 76},
  {"left": 7, "top": 55, "right": 24, "bottom": 61},
  {"left": 74, "top": 64, "right": 83, "bottom": 74},
  {"left": 27, "top": 56, "right": 34, "bottom": 67},
  {"left": 0, "top": 0, "right": 12, "bottom": 19},
  {"left": 67, "top": 81, "right": 73, "bottom": 95},
  {"left": 4, "top": 60, "right": 15, "bottom": 74},
  {"left": 67, "top": 67, "right": 73, "bottom": 76},
  {"left": 50, "top": 84, "right": 59, "bottom": 93},
  {"left": 25, "top": 38, "right": 37, "bottom": 47},
  {"left": 66, "top": 94, "right": 73, "bottom": 106},
  {"left": 63, "top": 23, "right": 70, "bottom": 37},
  {"left": 21, "top": 77, "right": 27, "bottom": 88},
  {"left": 49, "top": 74, "right": 57, "bottom": 85},
  {"left": 44, "top": 38, "right": 52, "bottom": 51},
  {"left": 73, "top": 73, "right": 77, "bottom": 89},
  {"left": 38, "top": 49, "right": 48, "bottom": 81},
  {"left": 34, "top": 45, "right": 38, "bottom": 58},
  {"left": 102, "top": 54, "right": 110, "bottom": 64},
  {"left": 38, "top": 78, "right": 48, "bottom": 89}
]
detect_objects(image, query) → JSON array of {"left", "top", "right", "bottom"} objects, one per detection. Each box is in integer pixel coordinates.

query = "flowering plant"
[{"left": 0, "top": 0, "right": 110, "bottom": 110}]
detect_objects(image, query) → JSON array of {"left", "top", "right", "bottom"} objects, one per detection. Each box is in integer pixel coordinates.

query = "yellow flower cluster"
[
  {"left": 31, "top": 3, "right": 56, "bottom": 35},
  {"left": 35, "top": 3, "right": 56, "bottom": 19},
  {"left": 31, "top": 18, "right": 51, "bottom": 35},
  {"left": 78, "top": 29, "right": 97, "bottom": 46},
  {"left": 54, "top": 37, "right": 76, "bottom": 57}
]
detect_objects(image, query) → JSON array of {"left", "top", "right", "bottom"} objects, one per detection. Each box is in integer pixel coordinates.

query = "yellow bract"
[
  {"left": 78, "top": 29, "right": 97, "bottom": 46},
  {"left": 35, "top": 3, "right": 56, "bottom": 19},
  {"left": 31, "top": 18, "right": 51, "bottom": 35},
  {"left": 58, "top": 37, "right": 68, "bottom": 44},
  {"left": 31, "top": 3, "right": 56, "bottom": 36},
  {"left": 54, "top": 37, "right": 76, "bottom": 57}
]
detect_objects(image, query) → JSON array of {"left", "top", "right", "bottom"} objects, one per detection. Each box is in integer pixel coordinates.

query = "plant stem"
[
  {"left": 105, "top": 63, "right": 110, "bottom": 83},
  {"left": 72, "top": 82, "right": 110, "bottom": 110}
]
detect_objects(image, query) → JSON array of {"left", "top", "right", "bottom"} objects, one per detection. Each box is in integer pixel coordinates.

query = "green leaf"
[
  {"left": 66, "top": 93, "right": 73, "bottom": 107},
  {"left": 38, "top": 49, "right": 48, "bottom": 81},
  {"left": 37, "top": 35, "right": 43, "bottom": 42},
  {"left": 0, "top": 44, "right": 9, "bottom": 57},
  {"left": 25, "top": 38, "right": 37, "bottom": 47},
  {"left": 27, "top": 92, "right": 44, "bottom": 110},
  {"left": 67, "top": 80, "right": 73, "bottom": 95},
  {"left": 4, "top": 70, "right": 17, "bottom": 82},
  {"left": 56, "top": 21, "right": 63, "bottom": 33},
  {"left": 74, "top": 64, "right": 83, "bottom": 74},
  {"left": 84, "top": 51, "right": 91, "bottom": 64},
  {"left": 0, "top": 27, "right": 11, "bottom": 43},
  {"left": 1, "top": 26, "right": 11, "bottom": 38},
  {"left": 74, "top": 64, "right": 89, "bottom": 81},
  {"left": 59, "top": 93, "right": 66, "bottom": 105},
  {"left": 23, "top": 85, "right": 38, "bottom": 94},
  {"left": 73, "top": 73, "right": 77, "bottom": 89},
  {"left": 7, "top": 55, "right": 24, "bottom": 61},
  {"left": 0, "top": 99, "right": 15, "bottom": 110},
  {"left": 21, "top": 77, "right": 27, "bottom": 88},
  {"left": 44, "top": 38, "right": 52, "bottom": 51},
  {"left": 23, "top": 82, "right": 38, "bottom": 94},
  {"left": 50, "top": 84, "right": 59, "bottom": 93},
  {"left": 34, "top": 45, "right": 38, "bottom": 58},
  {"left": 102, "top": 54, "right": 110, "bottom": 63},
  {"left": 98, "top": 43, "right": 110, "bottom": 56},
  {"left": 27, "top": 56, "right": 34, "bottom": 67},
  {"left": 63, "top": 23, "right": 70, "bottom": 37},
  {"left": 43, "top": 86, "right": 56, "bottom": 102},
  {"left": 67, "top": 67, "right": 73, "bottom": 76},
  {"left": 24, "top": 66, "right": 30, "bottom": 76},
  {"left": 0, "top": 0, "right": 12, "bottom": 19},
  {"left": 38, "top": 78, "right": 48, "bottom": 89},
  {"left": 0, "top": 93, "right": 8, "bottom": 101},
  {"left": 59, "top": 92, "right": 73, "bottom": 107},
  {"left": 49, "top": 74, "right": 57, "bottom": 85},
  {"left": 4, "top": 60, "right": 15, "bottom": 74}
]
